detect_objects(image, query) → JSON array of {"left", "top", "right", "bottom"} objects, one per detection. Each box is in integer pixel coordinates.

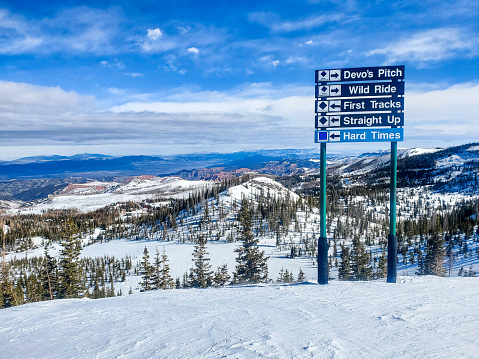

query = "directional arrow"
[
  {"left": 331, "top": 88, "right": 340, "bottom": 94},
  {"left": 330, "top": 117, "right": 339, "bottom": 124},
  {"left": 330, "top": 103, "right": 341, "bottom": 109},
  {"left": 331, "top": 73, "right": 339, "bottom": 79},
  {"left": 314, "top": 129, "right": 404, "bottom": 143}
]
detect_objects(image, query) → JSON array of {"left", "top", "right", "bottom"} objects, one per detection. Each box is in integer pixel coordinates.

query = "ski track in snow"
[{"left": 1, "top": 276, "right": 479, "bottom": 359}]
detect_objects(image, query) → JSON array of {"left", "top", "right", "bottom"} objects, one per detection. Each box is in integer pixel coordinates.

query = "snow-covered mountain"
[
  {"left": 319, "top": 143, "right": 479, "bottom": 195},
  {"left": 7, "top": 176, "right": 212, "bottom": 214},
  {"left": 2, "top": 143, "right": 479, "bottom": 207}
]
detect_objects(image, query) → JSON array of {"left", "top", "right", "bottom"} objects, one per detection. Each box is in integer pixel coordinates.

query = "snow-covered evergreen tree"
[
  {"left": 338, "top": 245, "right": 351, "bottom": 280},
  {"left": 153, "top": 248, "right": 174, "bottom": 290},
  {"left": 350, "top": 236, "right": 373, "bottom": 281},
  {"left": 189, "top": 235, "right": 213, "bottom": 288},
  {"left": 376, "top": 246, "right": 387, "bottom": 279},
  {"left": 233, "top": 199, "right": 268, "bottom": 284},
  {"left": 424, "top": 221, "right": 446, "bottom": 276},
  {"left": 140, "top": 247, "right": 154, "bottom": 292},
  {"left": 41, "top": 244, "right": 57, "bottom": 300},
  {"left": 297, "top": 268, "right": 306, "bottom": 283},
  {"left": 58, "top": 218, "right": 83, "bottom": 298},
  {"left": 213, "top": 264, "right": 231, "bottom": 287}
]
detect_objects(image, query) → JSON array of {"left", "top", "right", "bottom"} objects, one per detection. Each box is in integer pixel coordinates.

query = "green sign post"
[
  {"left": 388, "top": 142, "right": 398, "bottom": 283},
  {"left": 318, "top": 142, "right": 328, "bottom": 284},
  {"left": 315, "top": 65, "right": 404, "bottom": 284}
]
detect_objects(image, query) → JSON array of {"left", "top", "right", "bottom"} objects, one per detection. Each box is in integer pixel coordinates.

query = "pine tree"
[
  {"left": 277, "top": 268, "right": 295, "bottom": 283},
  {"left": 140, "top": 247, "right": 154, "bottom": 291},
  {"left": 277, "top": 267, "right": 286, "bottom": 283},
  {"left": 13, "top": 281, "right": 25, "bottom": 305},
  {"left": 0, "top": 267, "right": 16, "bottom": 308},
  {"left": 424, "top": 221, "right": 446, "bottom": 276},
  {"left": 297, "top": 268, "right": 306, "bottom": 283},
  {"left": 152, "top": 248, "right": 161, "bottom": 289},
  {"left": 416, "top": 248, "right": 425, "bottom": 275},
  {"left": 153, "top": 248, "right": 174, "bottom": 290},
  {"left": 351, "top": 236, "right": 373, "bottom": 281},
  {"left": 41, "top": 244, "right": 57, "bottom": 300},
  {"left": 1, "top": 227, "right": 17, "bottom": 308},
  {"left": 213, "top": 264, "right": 231, "bottom": 287},
  {"left": 338, "top": 245, "right": 351, "bottom": 280},
  {"left": 376, "top": 246, "right": 387, "bottom": 279},
  {"left": 58, "top": 218, "right": 83, "bottom": 298},
  {"left": 233, "top": 199, "right": 268, "bottom": 284},
  {"left": 189, "top": 235, "right": 213, "bottom": 288}
]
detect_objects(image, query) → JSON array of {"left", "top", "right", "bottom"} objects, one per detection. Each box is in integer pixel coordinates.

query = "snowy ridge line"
[{"left": 7, "top": 176, "right": 214, "bottom": 215}]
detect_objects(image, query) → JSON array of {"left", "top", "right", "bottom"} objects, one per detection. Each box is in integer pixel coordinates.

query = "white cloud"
[
  {"left": 177, "top": 26, "right": 191, "bottom": 35},
  {"left": 270, "top": 60, "right": 280, "bottom": 68},
  {"left": 0, "top": 9, "right": 43, "bottom": 54},
  {"left": 401, "top": 83, "right": 479, "bottom": 147},
  {"left": 147, "top": 28, "right": 163, "bottom": 40},
  {"left": 187, "top": 47, "right": 199, "bottom": 54},
  {"left": 100, "top": 59, "right": 125, "bottom": 69},
  {"left": 368, "top": 28, "right": 477, "bottom": 64},
  {"left": 139, "top": 24, "right": 225, "bottom": 56},
  {"left": 2, "top": 80, "right": 479, "bottom": 159},
  {"left": 106, "top": 87, "right": 125, "bottom": 95},
  {"left": 248, "top": 11, "right": 347, "bottom": 32},
  {"left": 0, "top": 81, "right": 95, "bottom": 116},
  {"left": 0, "top": 7, "right": 123, "bottom": 55},
  {"left": 124, "top": 72, "right": 144, "bottom": 78},
  {"left": 285, "top": 57, "right": 307, "bottom": 64},
  {"left": 305, "top": 40, "right": 313, "bottom": 45}
]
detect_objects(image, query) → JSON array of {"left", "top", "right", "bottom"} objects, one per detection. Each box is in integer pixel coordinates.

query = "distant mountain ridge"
[
  {"left": 2, "top": 143, "right": 479, "bottom": 204},
  {"left": 0, "top": 149, "right": 329, "bottom": 180}
]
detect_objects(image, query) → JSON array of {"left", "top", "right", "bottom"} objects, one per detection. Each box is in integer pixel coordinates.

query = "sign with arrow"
[
  {"left": 315, "top": 113, "right": 404, "bottom": 128},
  {"left": 314, "top": 65, "right": 405, "bottom": 285},
  {"left": 315, "top": 98, "right": 404, "bottom": 113},
  {"left": 316, "top": 66, "right": 404, "bottom": 83},
  {"left": 316, "top": 82, "right": 404, "bottom": 98},
  {"left": 314, "top": 65, "right": 404, "bottom": 142},
  {"left": 315, "top": 128, "right": 404, "bottom": 143}
]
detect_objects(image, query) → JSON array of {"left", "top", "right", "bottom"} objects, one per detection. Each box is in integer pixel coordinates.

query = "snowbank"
[{"left": 1, "top": 276, "right": 478, "bottom": 358}]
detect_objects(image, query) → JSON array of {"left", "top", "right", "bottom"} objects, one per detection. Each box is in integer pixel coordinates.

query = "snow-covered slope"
[
  {"left": 5, "top": 176, "right": 315, "bottom": 291},
  {"left": 8, "top": 176, "right": 212, "bottom": 214},
  {"left": 1, "top": 276, "right": 478, "bottom": 359},
  {"left": 225, "top": 176, "right": 299, "bottom": 202}
]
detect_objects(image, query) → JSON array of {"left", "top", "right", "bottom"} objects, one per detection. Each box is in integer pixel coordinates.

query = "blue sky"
[{"left": 1, "top": 0, "right": 479, "bottom": 160}]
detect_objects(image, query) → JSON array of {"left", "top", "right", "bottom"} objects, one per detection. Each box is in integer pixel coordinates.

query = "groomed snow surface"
[{"left": 1, "top": 276, "right": 478, "bottom": 359}]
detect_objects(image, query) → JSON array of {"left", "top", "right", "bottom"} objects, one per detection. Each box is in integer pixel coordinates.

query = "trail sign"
[
  {"left": 316, "top": 82, "right": 404, "bottom": 98},
  {"left": 315, "top": 113, "right": 403, "bottom": 128},
  {"left": 315, "top": 98, "right": 404, "bottom": 113},
  {"left": 316, "top": 66, "right": 404, "bottom": 83},
  {"left": 314, "top": 65, "right": 404, "bottom": 285},
  {"left": 314, "top": 128, "right": 404, "bottom": 143}
]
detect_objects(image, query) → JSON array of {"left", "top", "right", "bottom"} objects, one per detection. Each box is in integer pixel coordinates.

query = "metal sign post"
[
  {"left": 314, "top": 65, "right": 404, "bottom": 284},
  {"left": 318, "top": 142, "right": 328, "bottom": 284},
  {"left": 387, "top": 142, "right": 398, "bottom": 283}
]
